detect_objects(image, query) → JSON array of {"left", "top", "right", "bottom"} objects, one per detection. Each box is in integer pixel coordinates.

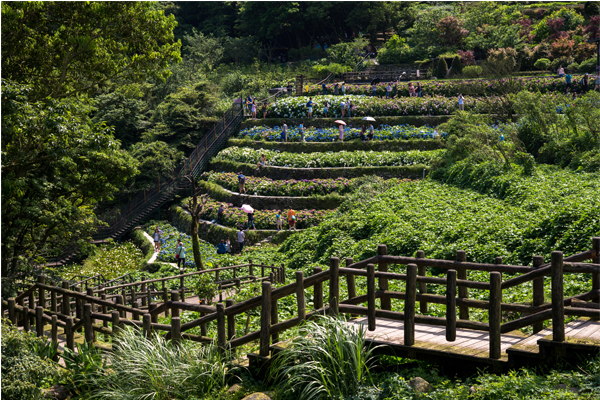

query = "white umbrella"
[
  {"left": 362, "top": 117, "right": 376, "bottom": 121},
  {"left": 241, "top": 204, "right": 254, "bottom": 213},
  {"left": 334, "top": 120, "right": 347, "bottom": 125}
]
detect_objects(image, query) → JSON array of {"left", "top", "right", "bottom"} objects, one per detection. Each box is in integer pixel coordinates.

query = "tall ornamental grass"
[
  {"left": 90, "top": 328, "right": 233, "bottom": 400},
  {"left": 270, "top": 316, "right": 378, "bottom": 400}
]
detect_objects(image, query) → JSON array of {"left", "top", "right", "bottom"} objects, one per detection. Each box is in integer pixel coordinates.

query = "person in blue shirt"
[
  {"left": 306, "top": 98, "right": 313, "bottom": 118},
  {"left": 217, "top": 239, "right": 227, "bottom": 254},
  {"left": 565, "top": 71, "right": 572, "bottom": 92},
  {"left": 322, "top": 82, "right": 327, "bottom": 95}
]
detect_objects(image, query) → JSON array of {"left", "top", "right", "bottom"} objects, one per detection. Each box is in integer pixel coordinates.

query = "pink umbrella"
[
  {"left": 241, "top": 204, "right": 254, "bottom": 213},
  {"left": 334, "top": 120, "right": 347, "bottom": 125}
]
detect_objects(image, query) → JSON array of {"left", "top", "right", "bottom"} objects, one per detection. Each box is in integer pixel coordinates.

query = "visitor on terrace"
[
  {"left": 217, "top": 203, "right": 225, "bottom": 225},
  {"left": 275, "top": 211, "right": 283, "bottom": 231},
  {"left": 386, "top": 83, "right": 392, "bottom": 99},
  {"left": 299, "top": 124, "right": 305, "bottom": 142},
  {"left": 581, "top": 74, "right": 589, "bottom": 92},
  {"left": 334, "top": 82, "right": 339, "bottom": 95},
  {"left": 322, "top": 82, "right": 327, "bottom": 95},
  {"left": 153, "top": 226, "right": 162, "bottom": 253},
  {"left": 323, "top": 101, "right": 329, "bottom": 117},
  {"left": 393, "top": 81, "right": 398, "bottom": 97},
  {"left": 347, "top": 99, "right": 353, "bottom": 117},
  {"left": 251, "top": 100, "right": 257, "bottom": 119},
  {"left": 360, "top": 125, "right": 366, "bottom": 141},
  {"left": 237, "top": 172, "right": 247, "bottom": 194},
  {"left": 557, "top": 65, "right": 565, "bottom": 78},
  {"left": 408, "top": 82, "right": 415, "bottom": 97},
  {"left": 287, "top": 209, "right": 297, "bottom": 230},
  {"left": 246, "top": 94, "right": 253, "bottom": 116},
  {"left": 458, "top": 94, "right": 464, "bottom": 111},
  {"left": 237, "top": 226, "right": 245, "bottom": 253},
  {"left": 247, "top": 211, "right": 256, "bottom": 230},
  {"left": 368, "top": 123, "right": 374, "bottom": 141},
  {"left": 417, "top": 82, "right": 422, "bottom": 97},
  {"left": 564, "top": 70, "right": 572, "bottom": 92},
  {"left": 261, "top": 102, "right": 268, "bottom": 119},
  {"left": 281, "top": 122, "right": 288, "bottom": 142},
  {"left": 175, "top": 239, "right": 185, "bottom": 269},
  {"left": 595, "top": 72, "right": 600, "bottom": 91},
  {"left": 372, "top": 83, "right": 377, "bottom": 96},
  {"left": 256, "top": 153, "right": 267, "bottom": 171},
  {"left": 341, "top": 82, "right": 346, "bottom": 96},
  {"left": 217, "top": 239, "right": 227, "bottom": 254},
  {"left": 338, "top": 122, "right": 344, "bottom": 142},
  {"left": 306, "top": 97, "right": 314, "bottom": 118},
  {"left": 225, "top": 237, "right": 232, "bottom": 254},
  {"left": 340, "top": 99, "right": 346, "bottom": 117}
]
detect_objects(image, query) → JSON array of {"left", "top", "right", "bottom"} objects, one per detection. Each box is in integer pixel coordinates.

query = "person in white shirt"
[{"left": 237, "top": 227, "right": 246, "bottom": 254}]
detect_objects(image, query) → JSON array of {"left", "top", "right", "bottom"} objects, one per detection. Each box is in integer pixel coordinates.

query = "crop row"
[
  {"left": 305, "top": 76, "right": 590, "bottom": 98},
  {"left": 238, "top": 124, "right": 445, "bottom": 142},
  {"left": 202, "top": 171, "right": 410, "bottom": 197},
  {"left": 266, "top": 94, "right": 570, "bottom": 118},
  {"left": 182, "top": 197, "right": 335, "bottom": 230},
  {"left": 214, "top": 146, "right": 444, "bottom": 168}
]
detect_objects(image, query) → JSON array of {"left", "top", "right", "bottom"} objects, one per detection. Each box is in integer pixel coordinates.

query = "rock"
[
  {"left": 469, "top": 386, "right": 478, "bottom": 395},
  {"left": 554, "top": 384, "right": 578, "bottom": 394},
  {"left": 43, "top": 385, "right": 71, "bottom": 400},
  {"left": 241, "top": 393, "right": 271, "bottom": 400},
  {"left": 227, "top": 384, "right": 242, "bottom": 394},
  {"left": 408, "top": 377, "right": 431, "bottom": 393}
]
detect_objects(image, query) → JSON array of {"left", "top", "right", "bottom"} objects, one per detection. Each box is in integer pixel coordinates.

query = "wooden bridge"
[{"left": 4, "top": 238, "right": 599, "bottom": 373}]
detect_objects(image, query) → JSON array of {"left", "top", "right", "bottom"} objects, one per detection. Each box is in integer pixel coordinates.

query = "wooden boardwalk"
[{"left": 346, "top": 317, "right": 600, "bottom": 370}]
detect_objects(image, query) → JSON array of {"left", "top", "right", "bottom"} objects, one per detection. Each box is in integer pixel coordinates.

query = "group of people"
[
  {"left": 557, "top": 66, "right": 600, "bottom": 93},
  {"left": 245, "top": 95, "right": 269, "bottom": 119},
  {"left": 321, "top": 81, "right": 424, "bottom": 99}
]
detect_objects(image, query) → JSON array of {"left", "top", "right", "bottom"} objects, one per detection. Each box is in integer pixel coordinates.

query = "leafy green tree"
[
  {"left": 451, "top": 56, "right": 463, "bottom": 75},
  {"left": 1, "top": 81, "right": 138, "bottom": 284},
  {"left": 129, "top": 141, "right": 184, "bottom": 191},
  {"left": 1, "top": 1, "right": 181, "bottom": 100},
  {"left": 182, "top": 177, "right": 209, "bottom": 271},
  {"left": 436, "top": 57, "right": 448, "bottom": 79},
  {"left": 326, "top": 38, "right": 368, "bottom": 67}
]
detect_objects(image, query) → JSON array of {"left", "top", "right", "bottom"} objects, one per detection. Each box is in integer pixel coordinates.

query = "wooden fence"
[{"left": 3, "top": 238, "right": 599, "bottom": 366}]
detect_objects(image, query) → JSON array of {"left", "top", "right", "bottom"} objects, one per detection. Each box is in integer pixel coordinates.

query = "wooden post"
[
  {"left": 8, "top": 298, "right": 16, "bottom": 325},
  {"left": 163, "top": 282, "right": 169, "bottom": 317},
  {"left": 249, "top": 260, "right": 254, "bottom": 277},
  {"left": 226, "top": 299, "right": 236, "bottom": 341},
  {"left": 378, "top": 245, "right": 391, "bottom": 311},
  {"left": 116, "top": 295, "right": 125, "bottom": 318},
  {"left": 28, "top": 291, "right": 35, "bottom": 327},
  {"left": 417, "top": 250, "right": 427, "bottom": 314},
  {"left": 149, "top": 304, "right": 158, "bottom": 323},
  {"left": 329, "top": 257, "right": 340, "bottom": 317},
  {"left": 593, "top": 237, "right": 600, "bottom": 303},
  {"left": 141, "top": 277, "right": 147, "bottom": 307},
  {"left": 143, "top": 313, "right": 152, "bottom": 339},
  {"left": 532, "top": 256, "right": 545, "bottom": 333},
  {"left": 269, "top": 272, "right": 274, "bottom": 283},
  {"left": 51, "top": 315, "right": 58, "bottom": 345},
  {"left": 16, "top": 291, "right": 24, "bottom": 326},
  {"left": 456, "top": 250, "right": 469, "bottom": 321},
  {"left": 345, "top": 258, "right": 356, "bottom": 303},
  {"left": 23, "top": 306, "right": 30, "bottom": 332},
  {"left": 86, "top": 288, "right": 96, "bottom": 326},
  {"left": 121, "top": 287, "right": 127, "bottom": 309},
  {"left": 489, "top": 272, "right": 502, "bottom": 359},
  {"left": 51, "top": 287, "right": 57, "bottom": 313},
  {"left": 75, "top": 287, "right": 83, "bottom": 332},
  {"left": 179, "top": 270, "right": 185, "bottom": 302},
  {"left": 36, "top": 306, "right": 44, "bottom": 337},
  {"left": 281, "top": 264, "right": 286, "bottom": 283},
  {"left": 38, "top": 275, "right": 46, "bottom": 309},
  {"left": 62, "top": 282, "right": 70, "bottom": 316},
  {"left": 146, "top": 287, "right": 152, "bottom": 310},
  {"left": 551, "top": 251, "right": 565, "bottom": 342},
  {"left": 171, "top": 317, "right": 181, "bottom": 347},
  {"left": 200, "top": 306, "right": 207, "bottom": 337},
  {"left": 446, "top": 269, "right": 456, "bottom": 342},
  {"left": 130, "top": 287, "right": 136, "bottom": 308},
  {"left": 100, "top": 291, "right": 108, "bottom": 328},
  {"left": 270, "top": 295, "right": 279, "bottom": 344},
  {"left": 405, "top": 264, "right": 417, "bottom": 346},
  {"left": 65, "top": 317, "right": 74, "bottom": 350},
  {"left": 259, "top": 281, "right": 272, "bottom": 357},
  {"left": 367, "top": 264, "right": 376, "bottom": 331},
  {"left": 261, "top": 264, "right": 265, "bottom": 278},
  {"left": 171, "top": 291, "right": 180, "bottom": 318},
  {"left": 111, "top": 311, "right": 122, "bottom": 338},
  {"left": 296, "top": 271, "right": 306, "bottom": 321},
  {"left": 217, "top": 303, "right": 226, "bottom": 355},
  {"left": 313, "top": 267, "right": 323, "bottom": 310},
  {"left": 83, "top": 304, "right": 94, "bottom": 345}
]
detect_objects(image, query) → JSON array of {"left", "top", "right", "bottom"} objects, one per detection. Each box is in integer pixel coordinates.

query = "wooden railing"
[{"left": 5, "top": 238, "right": 599, "bottom": 363}]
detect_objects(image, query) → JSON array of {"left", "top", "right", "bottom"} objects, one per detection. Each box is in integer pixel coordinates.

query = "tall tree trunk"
[{"left": 191, "top": 215, "right": 204, "bottom": 271}]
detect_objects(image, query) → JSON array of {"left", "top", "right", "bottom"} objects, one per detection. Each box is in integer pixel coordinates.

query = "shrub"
[
  {"left": 270, "top": 316, "right": 378, "bottom": 400},
  {"left": 463, "top": 65, "right": 483, "bottom": 78},
  {"left": 89, "top": 328, "right": 233, "bottom": 400},
  {"left": 567, "top": 62, "right": 579, "bottom": 72},
  {"left": 436, "top": 57, "right": 448, "bottom": 79},
  {"left": 533, "top": 58, "right": 551, "bottom": 70},
  {"left": 1, "top": 320, "right": 59, "bottom": 400},
  {"left": 451, "top": 55, "right": 463, "bottom": 75},
  {"left": 578, "top": 57, "right": 597, "bottom": 73}
]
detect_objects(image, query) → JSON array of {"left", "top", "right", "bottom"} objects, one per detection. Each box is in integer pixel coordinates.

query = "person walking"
[
  {"left": 386, "top": 83, "right": 392, "bottom": 99},
  {"left": 246, "top": 95, "right": 253, "bottom": 116},
  {"left": 287, "top": 209, "right": 297, "bottom": 230},
  {"left": 458, "top": 94, "right": 464, "bottom": 111},
  {"left": 565, "top": 71, "right": 572, "bottom": 92},
  {"left": 299, "top": 123, "right": 305, "bottom": 142},
  {"left": 261, "top": 102, "right": 268, "bottom": 119},
  {"left": 153, "top": 226, "right": 161, "bottom": 253},
  {"left": 408, "top": 82, "right": 415, "bottom": 97},
  {"left": 175, "top": 240, "right": 185, "bottom": 269},
  {"left": 368, "top": 123, "right": 374, "bottom": 141},
  {"left": 372, "top": 83, "right": 377, "bottom": 97},
  {"left": 557, "top": 65, "right": 565, "bottom": 78},
  {"left": 341, "top": 82, "right": 346, "bottom": 96},
  {"left": 322, "top": 82, "right": 327, "bottom": 95},
  {"left": 281, "top": 122, "right": 288, "bottom": 142},
  {"left": 247, "top": 211, "right": 256, "bottom": 230},
  {"left": 338, "top": 123, "right": 344, "bottom": 142},
  {"left": 237, "top": 172, "right": 246, "bottom": 194},
  {"left": 217, "top": 203, "right": 225, "bottom": 225},
  {"left": 323, "top": 101, "right": 329, "bottom": 117},
  {"left": 334, "top": 82, "right": 339, "bottom": 95},
  {"left": 237, "top": 227, "right": 245, "bottom": 254},
  {"left": 417, "top": 82, "right": 422, "bottom": 97},
  {"left": 581, "top": 73, "right": 589, "bottom": 92},
  {"left": 275, "top": 211, "right": 283, "bottom": 231},
  {"left": 251, "top": 100, "right": 257, "bottom": 119},
  {"left": 360, "top": 125, "right": 366, "bottom": 141},
  {"left": 347, "top": 99, "right": 352, "bottom": 118},
  {"left": 306, "top": 97, "right": 314, "bottom": 118},
  {"left": 340, "top": 99, "right": 346, "bottom": 117},
  {"left": 392, "top": 81, "right": 398, "bottom": 98}
]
